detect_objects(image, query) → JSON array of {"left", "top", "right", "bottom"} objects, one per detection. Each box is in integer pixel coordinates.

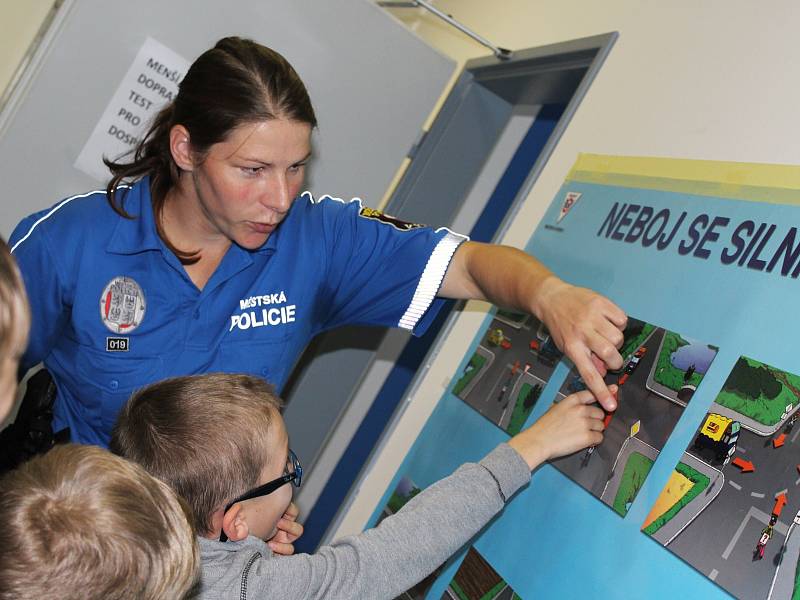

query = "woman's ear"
[
  {"left": 169, "top": 124, "right": 195, "bottom": 172},
  {"left": 221, "top": 503, "right": 250, "bottom": 542}
]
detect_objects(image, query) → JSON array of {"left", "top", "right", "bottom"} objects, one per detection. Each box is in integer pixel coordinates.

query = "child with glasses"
[
  {"left": 111, "top": 372, "right": 609, "bottom": 600},
  {"left": 0, "top": 443, "right": 198, "bottom": 599}
]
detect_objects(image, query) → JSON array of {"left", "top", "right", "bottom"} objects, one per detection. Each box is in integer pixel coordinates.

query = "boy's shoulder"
[{"left": 196, "top": 536, "right": 272, "bottom": 599}]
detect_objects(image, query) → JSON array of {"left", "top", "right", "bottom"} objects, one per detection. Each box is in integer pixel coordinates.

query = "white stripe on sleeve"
[
  {"left": 398, "top": 231, "right": 467, "bottom": 331},
  {"left": 10, "top": 188, "right": 121, "bottom": 253}
]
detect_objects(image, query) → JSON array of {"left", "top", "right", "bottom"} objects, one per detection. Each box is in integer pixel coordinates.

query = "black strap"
[{"left": 0, "top": 369, "right": 69, "bottom": 475}]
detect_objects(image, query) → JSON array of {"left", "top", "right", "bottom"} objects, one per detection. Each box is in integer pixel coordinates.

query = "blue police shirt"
[{"left": 10, "top": 177, "right": 466, "bottom": 446}]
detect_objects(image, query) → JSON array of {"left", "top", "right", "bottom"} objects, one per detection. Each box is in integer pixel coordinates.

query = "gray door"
[{"left": 312, "top": 33, "right": 619, "bottom": 548}]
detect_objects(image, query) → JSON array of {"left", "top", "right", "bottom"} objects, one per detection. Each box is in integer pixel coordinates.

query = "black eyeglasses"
[{"left": 219, "top": 449, "right": 302, "bottom": 542}]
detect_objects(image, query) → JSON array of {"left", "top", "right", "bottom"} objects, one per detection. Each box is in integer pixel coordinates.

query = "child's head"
[
  {"left": 0, "top": 237, "right": 30, "bottom": 423},
  {"left": 0, "top": 444, "right": 198, "bottom": 600},
  {"left": 111, "top": 373, "right": 292, "bottom": 542}
]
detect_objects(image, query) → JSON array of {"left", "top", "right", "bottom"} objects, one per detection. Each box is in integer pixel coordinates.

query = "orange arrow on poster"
[
  {"left": 773, "top": 493, "right": 788, "bottom": 517},
  {"left": 732, "top": 458, "right": 754, "bottom": 473},
  {"left": 773, "top": 434, "right": 786, "bottom": 448}
]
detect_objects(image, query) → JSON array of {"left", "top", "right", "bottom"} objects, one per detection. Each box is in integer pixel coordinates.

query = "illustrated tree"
[
  {"left": 724, "top": 358, "right": 781, "bottom": 401},
  {"left": 523, "top": 384, "right": 542, "bottom": 410}
]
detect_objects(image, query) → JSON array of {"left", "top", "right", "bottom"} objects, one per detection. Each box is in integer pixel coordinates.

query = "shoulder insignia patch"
[{"left": 358, "top": 207, "right": 424, "bottom": 232}]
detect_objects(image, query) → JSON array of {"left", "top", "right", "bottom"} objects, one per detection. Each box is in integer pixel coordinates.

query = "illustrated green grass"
[
  {"left": 652, "top": 332, "right": 710, "bottom": 392},
  {"left": 450, "top": 580, "right": 518, "bottom": 600},
  {"left": 643, "top": 462, "right": 710, "bottom": 536},
  {"left": 715, "top": 356, "right": 800, "bottom": 426},
  {"left": 453, "top": 353, "right": 488, "bottom": 397},
  {"left": 505, "top": 383, "right": 542, "bottom": 435},
  {"left": 619, "top": 321, "right": 655, "bottom": 362},
  {"left": 612, "top": 452, "right": 654, "bottom": 517}
]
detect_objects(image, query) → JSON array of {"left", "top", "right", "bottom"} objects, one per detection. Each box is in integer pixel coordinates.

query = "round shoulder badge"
[{"left": 99, "top": 276, "right": 146, "bottom": 334}]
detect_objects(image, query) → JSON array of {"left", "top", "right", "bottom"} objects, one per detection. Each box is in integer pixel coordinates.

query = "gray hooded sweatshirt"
[{"left": 195, "top": 443, "right": 530, "bottom": 600}]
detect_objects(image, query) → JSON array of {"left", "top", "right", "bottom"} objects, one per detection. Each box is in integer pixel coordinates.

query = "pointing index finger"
[{"left": 573, "top": 352, "right": 616, "bottom": 411}]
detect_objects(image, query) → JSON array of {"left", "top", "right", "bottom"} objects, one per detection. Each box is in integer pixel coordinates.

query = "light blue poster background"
[{"left": 368, "top": 162, "right": 800, "bottom": 599}]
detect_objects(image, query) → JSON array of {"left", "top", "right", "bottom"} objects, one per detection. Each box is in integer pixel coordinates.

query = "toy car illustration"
[
  {"left": 755, "top": 515, "right": 777, "bottom": 560},
  {"left": 488, "top": 328, "right": 511, "bottom": 349},
  {"left": 756, "top": 530, "right": 770, "bottom": 559},
  {"left": 536, "top": 336, "right": 561, "bottom": 367},
  {"left": 624, "top": 346, "right": 647, "bottom": 374},
  {"left": 488, "top": 328, "right": 504, "bottom": 346},
  {"left": 693, "top": 413, "right": 741, "bottom": 463}
]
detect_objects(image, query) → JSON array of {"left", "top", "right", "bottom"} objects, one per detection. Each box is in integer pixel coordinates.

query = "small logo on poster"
[{"left": 558, "top": 192, "right": 582, "bottom": 223}]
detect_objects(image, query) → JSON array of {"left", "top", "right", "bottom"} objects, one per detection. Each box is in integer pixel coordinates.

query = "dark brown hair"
[
  {"left": 110, "top": 373, "right": 282, "bottom": 535},
  {"left": 0, "top": 444, "right": 198, "bottom": 600},
  {"left": 104, "top": 37, "right": 317, "bottom": 263}
]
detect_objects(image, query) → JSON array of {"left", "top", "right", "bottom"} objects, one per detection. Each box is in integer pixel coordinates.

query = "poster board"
[{"left": 367, "top": 154, "right": 800, "bottom": 599}]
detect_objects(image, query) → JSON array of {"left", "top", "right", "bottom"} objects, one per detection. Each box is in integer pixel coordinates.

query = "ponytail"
[{"left": 103, "top": 104, "right": 199, "bottom": 262}]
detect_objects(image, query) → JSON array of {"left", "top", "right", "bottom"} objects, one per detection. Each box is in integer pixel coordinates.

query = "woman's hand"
[{"left": 537, "top": 277, "right": 626, "bottom": 411}]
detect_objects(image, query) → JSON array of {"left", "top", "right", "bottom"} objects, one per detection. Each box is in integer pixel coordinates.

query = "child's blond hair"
[
  {"left": 0, "top": 444, "right": 198, "bottom": 600},
  {"left": 0, "top": 237, "right": 29, "bottom": 358},
  {"left": 111, "top": 373, "right": 282, "bottom": 535}
]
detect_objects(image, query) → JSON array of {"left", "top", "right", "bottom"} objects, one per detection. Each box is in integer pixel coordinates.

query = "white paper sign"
[{"left": 74, "top": 37, "right": 190, "bottom": 182}]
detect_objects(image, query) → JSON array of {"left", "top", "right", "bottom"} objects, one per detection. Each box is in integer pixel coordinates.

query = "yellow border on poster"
[{"left": 566, "top": 154, "right": 800, "bottom": 206}]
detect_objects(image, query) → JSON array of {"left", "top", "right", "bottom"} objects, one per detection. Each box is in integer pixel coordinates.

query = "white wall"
[
  {"left": 0, "top": 1, "right": 55, "bottom": 99},
  {"left": 334, "top": 0, "right": 800, "bottom": 538}
]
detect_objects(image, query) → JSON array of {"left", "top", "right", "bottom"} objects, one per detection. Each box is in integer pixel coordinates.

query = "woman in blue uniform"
[{"left": 10, "top": 37, "right": 626, "bottom": 448}]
